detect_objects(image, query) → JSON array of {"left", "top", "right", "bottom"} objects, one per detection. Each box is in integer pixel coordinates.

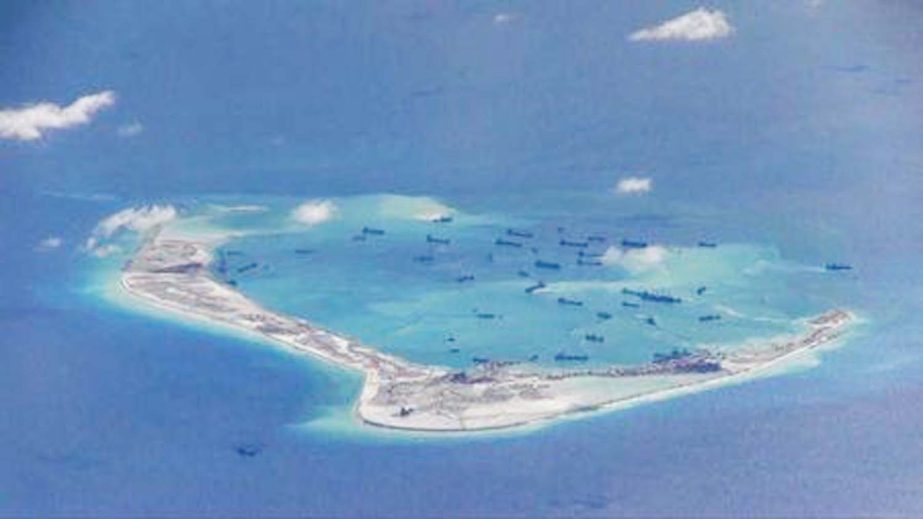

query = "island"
[{"left": 121, "top": 233, "right": 854, "bottom": 432}]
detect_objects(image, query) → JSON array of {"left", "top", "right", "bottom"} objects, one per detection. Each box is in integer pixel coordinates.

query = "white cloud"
[
  {"left": 493, "top": 12, "right": 518, "bottom": 25},
  {"left": 602, "top": 245, "right": 669, "bottom": 273},
  {"left": 36, "top": 236, "right": 63, "bottom": 251},
  {"left": 117, "top": 121, "right": 143, "bottom": 138},
  {"left": 291, "top": 199, "right": 337, "bottom": 225},
  {"left": 84, "top": 204, "right": 177, "bottom": 254},
  {"left": 211, "top": 204, "right": 268, "bottom": 213},
  {"left": 94, "top": 205, "right": 177, "bottom": 237},
  {"left": 629, "top": 8, "right": 733, "bottom": 42},
  {"left": 615, "top": 176, "right": 652, "bottom": 195},
  {"left": 0, "top": 90, "right": 116, "bottom": 141}
]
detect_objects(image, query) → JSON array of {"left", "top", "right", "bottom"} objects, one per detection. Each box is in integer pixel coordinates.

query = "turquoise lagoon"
[{"left": 152, "top": 192, "right": 853, "bottom": 373}]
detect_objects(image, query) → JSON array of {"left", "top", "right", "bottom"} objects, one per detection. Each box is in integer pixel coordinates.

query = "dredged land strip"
[{"left": 121, "top": 235, "right": 854, "bottom": 432}]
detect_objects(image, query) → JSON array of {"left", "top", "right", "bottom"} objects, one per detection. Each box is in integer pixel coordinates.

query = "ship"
[
  {"left": 236, "top": 262, "right": 259, "bottom": 273},
  {"left": 557, "top": 297, "right": 583, "bottom": 307},
  {"left": 559, "top": 239, "right": 589, "bottom": 248},
  {"left": 554, "top": 352, "right": 589, "bottom": 362},
  {"left": 294, "top": 248, "right": 315, "bottom": 255},
  {"left": 577, "top": 258, "right": 603, "bottom": 266},
  {"left": 517, "top": 270, "right": 531, "bottom": 278},
  {"left": 584, "top": 334, "right": 605, "bottom": 343},
  {"left": 413, "top": 254, "right": 435, "bottom": 263},
  {"left": 587, "top": 235, "right": 607, "bottom": 243},
  {"left": 578, "top": 250, "right": 604, "bottom": 258},
  {"left": 216, "top": 251, "right": 227, "bottom": 275},
  {"left": 596, "top": 311, "right": 613, "bottom": 320},
  {"left": 695, "top": 286, "right": 708, "bottom": 296},
  {"left": 495, "top": 238, "right": 523, "bottom": 248},
  {"left": 535, "top": 260, "right": 561, "bottom": 270},
  {"left": 475, "top": 312, "right": 498, "bottom": 320},
  {"left": 698, "top": 314, "right": 721, "bottom": 322},
  {"left": 653, "top": 348, "right": 691, "bottom": 363},
  {"left": 643, "top": 316, "right": 657, "bottom": 326},
  {"left": 697, "top": 241, "right": 718, "bottom": 248},
  {"left": 622, "top": 288, "right": 682, "bottom": 304},
  {"left": 426, "top": 234, "right": 450, "bottom": 245},
  {"left": 621, "top": 239, "right": 648, "bottom": 249},
  {"left": 235, "top": 444, "right": 262, "bottom": 458},
  {"left": 622, "top": 301, "right": 640, "bottom": 308},
  {"left": 825, "top": 263, "right": 853, "bottom": 271},
  {"left": 362, "top": 226, "right": 386, "bottom": 236},
  {"left": 448, "top": 347, "right": 460, "bottom": 353},
  {"left": 506, "top": 228, "right": 534, "bottom": 239},
  {"left": 524, "top": 281, "right": 546, "bottom": 294},
  {"left": 472, "top": 356, "right": 491, "bottom": 364},
  {"left": 456, "top": 274, "right": 475, "bottom": 283},
  {"left": 432, "top": 215, "right": 453, "bottom": 223}
]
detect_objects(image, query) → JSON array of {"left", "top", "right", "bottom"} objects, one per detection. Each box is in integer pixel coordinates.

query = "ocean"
[{"left": 2, "top": 0, "right": 923, "bottom": 515}]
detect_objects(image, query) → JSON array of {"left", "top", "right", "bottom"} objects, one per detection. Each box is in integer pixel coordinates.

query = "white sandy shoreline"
[{"left": 117, "top": 234, "right": 855, "bottom": 433}]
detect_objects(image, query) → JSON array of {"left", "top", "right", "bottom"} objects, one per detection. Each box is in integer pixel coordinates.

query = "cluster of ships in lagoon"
[{"left": 212, "top": 211, "right": 854, "bottom": 370}]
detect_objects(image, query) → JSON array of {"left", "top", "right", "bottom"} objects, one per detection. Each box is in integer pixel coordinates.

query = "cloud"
[
  {"left": 615, "top": 176, "right": 652, "bottom": 195},
  {"left": 0, "top": 90, "right": 116, "bottom": 141},
  {"left": 84, "top": 204, "right": 177, "bottom": 254},
  {"left": 36, "top": 236, "right": 63, "bottom": 252},
  {"left": 117, "top": 121, "right": 143, "bottom": 138},
  {"left": 629, "top": 8, "right": 733, "bottom": 42},
  {"left": 211, "top": 204, "right": 268, "bottom": 213},
  {"left": 602, "top": 245, "right": 669, "bottom": 273},
  {"left": 291, "top": 199, "right": 337, "bottom": 225},
  {"left": 493, "top": 12, "right": 519, "bottom": 25}
]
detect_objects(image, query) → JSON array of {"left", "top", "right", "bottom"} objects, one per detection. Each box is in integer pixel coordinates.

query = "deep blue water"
[{"left": 3, "top": 1, "right": 923, "bottom": 516}]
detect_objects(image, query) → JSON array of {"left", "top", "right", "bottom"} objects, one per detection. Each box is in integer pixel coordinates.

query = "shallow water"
[
  {"left": 3, "top": 0, "right": 923, "bottom": 516},
  {"left": 197, "top": 193, "right": 836, "bottom": 372}
]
